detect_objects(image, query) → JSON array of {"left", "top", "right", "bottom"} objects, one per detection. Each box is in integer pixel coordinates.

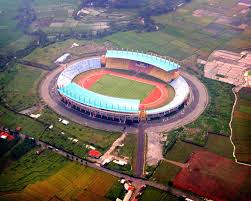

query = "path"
[
  {"left": 163, "top": 159, "right": 187, "bottom": 168},
  {"left": 99, "top": 131, "right": 128, "bottom": 163}
]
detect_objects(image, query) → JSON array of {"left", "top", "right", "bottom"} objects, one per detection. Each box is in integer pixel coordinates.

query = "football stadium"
[{"left": 57, "top": 50, "right": 190, "bottom": 123}]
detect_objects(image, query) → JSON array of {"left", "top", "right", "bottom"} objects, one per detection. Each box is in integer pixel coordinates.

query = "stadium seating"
[
  {"left": 57, "top": 58, "right": 101, "bottom": 88},
  {"left": 147, "top": 76, "right": 189, "bottom": 115},
  {"left": 106, "top": 58, "right": 130, "bottom": 70},
  {"left": 128, "top": 61, "right": 153, "bottom": 74},
  {"left": 59, "top": 83, "right": 140, "bottom": 113}
]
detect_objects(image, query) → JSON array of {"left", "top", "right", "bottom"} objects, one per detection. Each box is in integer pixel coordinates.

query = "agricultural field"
[
  {"left": 29, "top": 0, "right": 135, "bottom": 36},
  {"left": 139, "top": 186, "right": 179, "bottom": 201},
  {"left": 151, "top": 160, "right": 181, "bottom": 185},
  {"left": 100, "top": 0, "right": 251, "bottom": 61},
  {"left": 89, "top": 74, "right": 155, "bottom": 100},
  {"left": 0, "top": 150, "right": 68, "bottom": 192},
  {"left": 0, "top": 63, "right": 45, "bottom": 111},
  {"left": 164, "top": 134, "right": 233, "bottom": 164},
  {"left": 173, "top": 150, "right": 251, "bottom": 201},
  {"left": 0, "top": 150, "right": 119, "bottom": 201},
  {"left": 0, "top": 0, "right": 24, "bottom": 48},
  {"left": 232, "top": 87, "right": 251, "bottom": 164}
]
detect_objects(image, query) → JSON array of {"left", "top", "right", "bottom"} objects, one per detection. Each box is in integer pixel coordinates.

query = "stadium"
[{"left": 57, "top": 50, "right": 190, "bottom": 123}]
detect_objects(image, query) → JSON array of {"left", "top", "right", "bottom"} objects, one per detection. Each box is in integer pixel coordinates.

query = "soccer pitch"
[{"left": 89, "top": 74, "right": 155, "bottom": 101}]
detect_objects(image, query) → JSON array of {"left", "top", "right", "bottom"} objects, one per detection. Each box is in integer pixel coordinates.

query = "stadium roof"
[
  {"left": 58, "top": 83, "right": 140, "bottom": 113},
  {"left": 106, "top": 50, "right": 180, "bottom": 72}
]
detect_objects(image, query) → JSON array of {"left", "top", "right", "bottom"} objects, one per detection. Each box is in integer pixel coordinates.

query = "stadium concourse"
[{"left": 56, "top": 50, "right": 190, "bottom": 123}]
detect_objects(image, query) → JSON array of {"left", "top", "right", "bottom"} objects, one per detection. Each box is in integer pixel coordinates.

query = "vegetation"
[
  {"left": 0, "top": 160, "right": 117, "bottom": 201},
  {"left": 39, "top": 107, "right": 121, "bottom": 151},
  {"left": 106, "top": 180, "right": 125, "bottom": 200},
  {"left": 10, "top": 138, "right": 36, "bottom": 160},
  {"left": 106, "top": 162, "right": 133, "bottom": 176},
  {"left": 0, "top": 63, "right": 45, "bottom": 111},
  {"left": 0, "top": 149, "right": 68, "bottom": 192},
  {"left": 0, "top": 138, "right": 20, "bottom": 158},
  {"left": 139, "top": 186, "right": 179, "bottom": 201},
  {"left": 89, "top": 74, "right": 155, "bottom": 101},
  {"left": 151, "top": 160, "right": 181, "bottom": 185}
]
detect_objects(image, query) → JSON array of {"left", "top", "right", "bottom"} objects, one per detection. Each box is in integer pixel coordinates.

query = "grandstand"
[{"left": 57, "top": 50, "right": 190, "bottom": 123}]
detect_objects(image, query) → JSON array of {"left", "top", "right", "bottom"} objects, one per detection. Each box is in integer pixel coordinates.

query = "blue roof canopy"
[{"left": 58, "top": 83, "right": 140, "bottom": 113}]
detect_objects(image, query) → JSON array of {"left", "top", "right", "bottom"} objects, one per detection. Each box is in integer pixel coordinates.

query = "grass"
[
  {"left": 0, "top": 152, "right": 117, "bottom": 201},
  {"left": 0, "top": 149, "right": 68, "bottom": 192},
  {"left": 39, "top": 107, "right": 121, "bottom": 151},
  {"left": 139, "top": 186, "right": 179, "bottom": 201},
  {"left": 89, "top": 74, "right": 155, "bottom": 101},
  {"left": 0, "top": 63, "right": 45, "bottom": 111},
  {"left": 205, "top": 134, "right": 233, "bottom": 159},
  {"left": 151, "top": 160, "right": 181, "bottom": 185},
  {"left": 164, "top": 140, "right": 199, "bottom": 163}
]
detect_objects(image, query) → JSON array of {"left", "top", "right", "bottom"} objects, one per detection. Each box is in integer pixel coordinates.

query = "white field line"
[{"left": 229, "top": 87, "right": 251, "bottom": 167}]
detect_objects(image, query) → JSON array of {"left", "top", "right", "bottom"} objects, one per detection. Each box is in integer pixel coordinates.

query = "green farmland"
[
  {"left": 0, "top": 150, "right": 119, "bottom": 201},
  {"left": 89, "top": 74, "right": 155, "bottom": 101},
  {"left": 232, "top": 87, "right": 251, "bottom": 164}
]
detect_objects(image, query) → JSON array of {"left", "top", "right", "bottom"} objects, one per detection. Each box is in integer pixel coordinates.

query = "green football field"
[{"left": 89, "top": 74, "right": 155, "bottom": 101}]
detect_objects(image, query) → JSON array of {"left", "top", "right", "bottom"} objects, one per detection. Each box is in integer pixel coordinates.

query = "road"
[
  {"left": 20, "top": 132, "right": 203, "bottom": 201},
  {"left": 135, "top": 122, "right": 146, "bottom": 177}
]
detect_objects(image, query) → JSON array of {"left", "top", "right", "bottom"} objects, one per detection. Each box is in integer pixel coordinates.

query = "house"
[{"left": 88, "top": 150, "right": 101, "bottom": 159}]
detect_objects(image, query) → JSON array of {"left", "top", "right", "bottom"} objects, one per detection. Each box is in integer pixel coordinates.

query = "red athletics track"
[{"left": 74, "top": 69, "right": 169, "bottom": 110}]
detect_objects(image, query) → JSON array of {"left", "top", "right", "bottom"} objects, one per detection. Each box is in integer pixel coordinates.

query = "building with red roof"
[
  {"left": 0, "top": 131, "right": 14, "bottom": 141},
  {"left": 88, "top": 150, "right": 101, "bottom": 159}
]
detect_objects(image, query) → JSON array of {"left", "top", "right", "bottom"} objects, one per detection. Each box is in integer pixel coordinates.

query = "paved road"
[
  {"left": 20, "top": 132, "right": 203, "bottom": 201},
  {"left": 135, "top": 122, "right": 146, "bottom": 177}
]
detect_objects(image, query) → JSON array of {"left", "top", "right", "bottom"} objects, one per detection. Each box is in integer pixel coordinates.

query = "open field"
[
  {"left": 0, "top": 150, "right": 118, "bottom": 201},
  {"left": 89, "top": 74, "right": 155, "bottom": 101},
  {"left": 0, "top": 64, "right": 45, "bottom": 111},
  {"left": 173, "top": 150, "right": 251, "bottom": 201},
  {"left": 0, "top": 150, "right": 68, "bottom": 192},
  {"left": 232, "top": 87, "right": 251, "bottom": 164},
  {"left": 139, "top": 186, "right": 179, "bottom": 201},
  {"left": 39, "top": 107, "right": 121, "bottom": 152}
]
